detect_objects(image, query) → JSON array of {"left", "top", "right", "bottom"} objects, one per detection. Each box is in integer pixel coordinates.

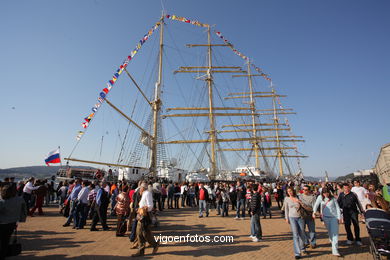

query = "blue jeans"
[
  {"left": 289, "top": 217, "right": 306, "bottom": 256},
  {"left": 174, "top": 194, "right": 180, "bottom": 208},
  {"left": 66, "top": 200, "right": 76, "bottom": 225},
  {"left": 323, "top": 216, "right": 339, "bottom": 255},
  {"left": 217, "top": 203, "right": 222, "bottom": 215},
  {"left": 303, "top": 217, "right": 316, "bottom": 246},
  {"left": 129, "top": 219, "right": 137, "bottom": 242},
  {"left": 222, "top": 202, "right": 228, "bottom": 217},
  {"left": 199, "top": 200, "right": 208, "bottom": 217},
  {"left": 188, "top": 194, "right": 195, "bottom": 207},
  {"left": 250, "top": 213, "right": 262, "bottom": 239},
  {"left": 167, "top": 195, "right": 173, "bottom": 208},
  {"left": 181, "top": 194, "right": 187, "bottom": 207},
  {"left": 76, "top": 203, "right": 88, "bottom": 228},
  {"left": 236, "top": 199, "right": 246, "bottom": 218},
  {"left": 111, "top": 196, "right": 117, "bottom": 214},
  {"left": 262, "top": 206, "right": 272, "bottom": 218}
]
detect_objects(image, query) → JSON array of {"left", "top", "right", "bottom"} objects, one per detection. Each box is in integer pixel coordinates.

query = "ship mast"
[
  {"left": 229, "top": 61, "right": 262, "bottom": 169},
  {"left": 160, "top": 23, "right": 307, "bottom": 179},
  {"left": 246, "top": 61, "right": 260, "bottom": 169},
  {"left": 271, "top": 86, "right": 284, "bottom": 176},
  {"left": 149, "top": 15, "right": 164, "bottom": 177},
  {"left": 162, "top": 26, "right": 247, "bottom": 180},
  {"left": 217, "top": 88, "right": 307, "bottom": 177},
  {"left": 206, "top": 26, "right": 217, "bottom": 180}
]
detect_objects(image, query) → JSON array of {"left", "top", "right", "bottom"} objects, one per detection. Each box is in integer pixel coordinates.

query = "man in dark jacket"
[
  {"left": 229, "top": 183, "right": 237, "bottom": 210},
  {"left": 337, "top": 183, "right": 364, "bottom": 246},
  {"left": 249, "top": 184, "right": 262, "bottom": 242},
  {"left": 235, "top": 181, "right": 246, "bottom": 219}
]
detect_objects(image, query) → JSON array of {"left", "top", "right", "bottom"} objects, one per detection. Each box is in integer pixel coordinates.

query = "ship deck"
[{"left": 13, "top": 205, "right": 372, "bottom": 259}]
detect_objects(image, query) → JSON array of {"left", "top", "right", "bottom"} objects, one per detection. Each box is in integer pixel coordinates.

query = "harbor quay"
[{"left": 13, "top": 205, "right": 371, "bottom": 259}]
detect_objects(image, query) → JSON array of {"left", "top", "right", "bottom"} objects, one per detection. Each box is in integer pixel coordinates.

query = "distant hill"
[
  {"left": 335, "top": 173, "right": 355, "bottom": 182},
  {"left": 334, "top": 172, "right": 380, "bottom": 185},
  {"left": 303, "top": 176, "right": 321, "bottom": 182},
  {"left": 0, "top": 166, "right": 95, "bottom": 180}
]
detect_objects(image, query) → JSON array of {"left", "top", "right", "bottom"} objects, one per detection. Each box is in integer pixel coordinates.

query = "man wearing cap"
[{"left": 132, "top": 182, "right": 159, "bottom": 257}]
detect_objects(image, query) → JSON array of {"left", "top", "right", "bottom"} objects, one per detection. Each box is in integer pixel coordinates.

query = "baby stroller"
[{"left": 365, "top": 208, "right": 390, "bottom": 260}]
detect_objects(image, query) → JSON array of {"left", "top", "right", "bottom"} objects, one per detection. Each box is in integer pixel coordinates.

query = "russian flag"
[{"left": 45, "top": 148, "right": 61, "bottom": 166}]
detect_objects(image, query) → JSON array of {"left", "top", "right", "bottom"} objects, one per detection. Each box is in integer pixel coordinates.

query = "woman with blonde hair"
[{"left": 369, "top": 195, "right": 390, "bottom": 212}]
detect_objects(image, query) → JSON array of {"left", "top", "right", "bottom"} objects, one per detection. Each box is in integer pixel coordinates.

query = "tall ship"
[{"left": 63, "top": 13, "right": 307, "bottom": 182}]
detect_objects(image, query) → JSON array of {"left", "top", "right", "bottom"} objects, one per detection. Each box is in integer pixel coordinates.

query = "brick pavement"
[{"left": 13, "top": 205, "right": 373, "bottom": 259}]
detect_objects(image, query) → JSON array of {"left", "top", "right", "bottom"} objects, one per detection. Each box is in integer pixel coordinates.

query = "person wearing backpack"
[{"left": 313, "top": 187, "right": 342, "bottom": 257}]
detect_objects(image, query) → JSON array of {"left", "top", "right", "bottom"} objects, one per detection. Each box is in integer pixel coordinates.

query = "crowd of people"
[{"left": 1, "top": 175, "right": 390, "bottom": 258}]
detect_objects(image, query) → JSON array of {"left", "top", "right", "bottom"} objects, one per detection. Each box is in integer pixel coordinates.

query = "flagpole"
[{"left": 58, "top": 146, "right": 63, "bottom": 169}]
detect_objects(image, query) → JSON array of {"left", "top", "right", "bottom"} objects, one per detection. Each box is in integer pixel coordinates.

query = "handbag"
[
  {"left": 6, "top": 227, "right": 22, "bottom": 256},
  {"left": 298, "top": 204, "right": 313, "bottom": 219},
  {"left": 63, "top": 203, "right": 70, "bottom": 218},
  {"left": 319, "top": 199, "right": 331, "bottom": 221}
]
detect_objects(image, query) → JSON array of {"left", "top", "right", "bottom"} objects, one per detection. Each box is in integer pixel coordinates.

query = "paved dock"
[{"left": 13, "top": 205, "right": 372, "bottom": 259}]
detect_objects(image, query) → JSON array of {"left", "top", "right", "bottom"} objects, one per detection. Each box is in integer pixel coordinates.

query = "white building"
[
  {"left": 375, "top": 143, "right": 390, "bottom": 185},
  {"left": 118, "top": 167, "right": 149, "bottom": 181},
  {"left": 353, "top": 169, "right": 374, "bottom": 177}
]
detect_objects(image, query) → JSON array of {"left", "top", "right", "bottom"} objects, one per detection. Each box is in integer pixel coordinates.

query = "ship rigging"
[{"left": 64, "top": 13, "right": 307, "bottom": 181}]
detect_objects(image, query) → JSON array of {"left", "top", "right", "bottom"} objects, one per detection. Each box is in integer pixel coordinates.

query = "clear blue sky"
[{"left": 1, "top": 0, "right": 389, "bottom": 178}]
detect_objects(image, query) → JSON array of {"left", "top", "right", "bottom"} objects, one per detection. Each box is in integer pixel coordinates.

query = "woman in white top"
[{"left": 313, "top": 187, "right": 342, "bottom": 257}]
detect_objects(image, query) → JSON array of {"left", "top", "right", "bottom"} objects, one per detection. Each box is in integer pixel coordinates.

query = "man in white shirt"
[
  {"left": 139, "top": 183, "right": 154, "bottom": 212},
  {"left": 132, "top": 182, "right": 158, "bottom": 257},
  {"left": 351, "top": 180, "right": 368, "bottom": 210},
  {"left": 23, "top": 177, "right": 39, "bottom": 209},
  {"left": 75, "top": 180, "right": 90, "bottom": 229}
]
